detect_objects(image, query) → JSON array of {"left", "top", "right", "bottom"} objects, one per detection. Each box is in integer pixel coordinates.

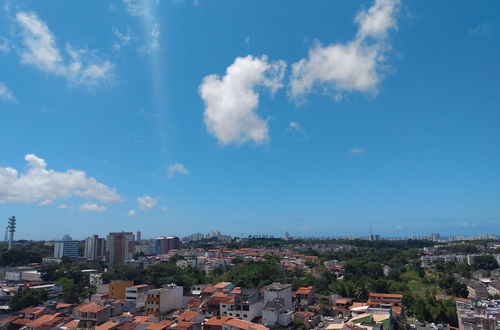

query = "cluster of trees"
[
  {"left": 0, "top": 242, "right": 53, "bottom": 266},
  {"left": 472, "top": 255, "right": 499, "bottom": 271},
  {"left": 103, "top": 262, "right": 208, "bottom": 293},
  {"left": 9, "top": 289, "right": 48, "bottom": 311},
  {"left": 406, "top": 293, "right": 458, "bottom": 326},
  {"left": 37, "top": 261, "right": 104, "bottom": 304}
]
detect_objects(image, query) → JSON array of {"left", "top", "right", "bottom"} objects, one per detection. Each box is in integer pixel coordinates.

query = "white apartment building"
[
  {"left": 126, "top": 284, "right": 153, "bottom": 311},
  {"left": 145, "top": 284, "right": 183, "bottom": 315}
]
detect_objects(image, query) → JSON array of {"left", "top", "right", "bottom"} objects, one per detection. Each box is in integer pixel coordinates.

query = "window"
[{"left": 244, "top": 314, "right": 248, "bottom": 318}]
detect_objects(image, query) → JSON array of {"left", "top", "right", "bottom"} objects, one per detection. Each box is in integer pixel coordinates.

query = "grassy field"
[{"left": 402, "top": 270, "right": 443, "bottom": 296}]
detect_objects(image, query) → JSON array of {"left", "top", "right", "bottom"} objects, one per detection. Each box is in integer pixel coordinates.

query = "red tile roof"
[
  {"left": 20, "top": 307, "right": 45, "bottom": 315},
  {"left": 296, "top": 286, "right": 313, "bottom": 295},
  {"left": 177, "top": 311, "right": 201, "bottom": 322},
  {"left": 56, "top": 303, "right": 74, "bottom": 309},
  {"left": 75, "top": 302, "right": 110, "bottom": 313},
  {"left": 368, "top": 293, "right": 403, "bottom": 299},
  {"left": 95, "top": 321, "right": 120, "bottom": 330},
  {"left": 214, "top": 282, "right": 232, "bottom": 289},
  {"left": 204, "top": 316, "right": 232, "bottom": 326},
  {"left": 61, "top": 319, "right": 80, "bottom": 329},
  {"left": 171, "top": 321, "right": 196, "bottom": 329},
  {"left": 145, "top": 323, "right": 168, "bottom": 330}
]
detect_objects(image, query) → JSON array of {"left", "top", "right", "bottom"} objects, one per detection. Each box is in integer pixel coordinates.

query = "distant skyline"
[{"left": 1, "top": 0, "right": 500, "bottom": 240}]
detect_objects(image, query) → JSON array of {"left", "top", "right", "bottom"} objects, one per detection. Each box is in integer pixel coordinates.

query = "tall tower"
[{"left": 8, "top": 216, "right": 16, "bottom": 250}]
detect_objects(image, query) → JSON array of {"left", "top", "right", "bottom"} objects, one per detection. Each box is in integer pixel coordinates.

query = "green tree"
[
  {"left": 473, "top": 255, "right": 499, "bottom": 271},
  {"left": 222, "top": 260, "right": 283, "bottom": 288},
  {"left": 56, "top": 278, "right": 80, "bottom": 303},
  {"left": 9, "top": 289, "right": 48, "bottom": 310}
]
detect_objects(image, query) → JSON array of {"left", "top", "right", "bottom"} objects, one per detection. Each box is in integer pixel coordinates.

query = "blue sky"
[{"left": 1, "top": 0, "right": 499, "bottom": 240}]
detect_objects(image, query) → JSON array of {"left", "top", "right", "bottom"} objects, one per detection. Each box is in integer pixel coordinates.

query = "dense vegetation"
[
  {"left": 0, "top": 241, "right": 53, "bottom": 266},
  {"left": 9, "top": 289, "right": 49, "bottom": 310}
]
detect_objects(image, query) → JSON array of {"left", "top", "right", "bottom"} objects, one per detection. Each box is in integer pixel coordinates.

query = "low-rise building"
[
  {"left": 73, "top": 303, "right": 112, "bottom": 328},
  {"left": 295, "top": 286, "right": 315, "bottom": 308},
  {"left": 109, "top": 280, "right": 134, "bottom": 299},
  {"left": 126, "top": 284, "right": 153, "bottom": 311},
  {"left": 145, "top": 284, "right": 183, "bottom": 315}
]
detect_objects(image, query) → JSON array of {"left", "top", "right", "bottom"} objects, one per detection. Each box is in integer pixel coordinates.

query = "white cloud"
[
  {"left": 161, "top": 206, "right": 169, "bottom": 211},
  {"left": 167, "top": 163, "right": 190, "bottom": 178},
  {"left": 0, "top": 37, "right": 10, "bottom": 52},
  {"left": 349, "top": 147, "right": 366, "bottom": 155},
  {"left": 199, "top": 55, "right": 286, "bottom": 145},
  {"left": 127, "top": 209, "right": 137, "bottom": 216},
  {"left": 112, "top": 28, "right": 133, "bottom": 51},
  {"left": 290, "top": 0, "right": 399, "bottom": 101},
  {"left": 58, "top": 204, "right": 68, "bottom": 209},
  {"left": 288, "top": 121, "right": 305, "bottom": 134},
  {"left": 16, "top": 11, "right": 114, "bottom": 87},
  {"left": 123, "top": 0, "right": 160, "bottom": 54},
  {"left": 0, "top": 154, "right": 122, "bottom": 204},
  {"left": 0, "top": 82, "right": 17, "bottom": 102},
  {"left": 79, "top": 203, "right": 106, "bottom": 212},
  {"left": 137, "top": 195, "right": 158, "bottom": 211},
  {"left": 38, "top": 199, "right": 52, "bottom": 206}
]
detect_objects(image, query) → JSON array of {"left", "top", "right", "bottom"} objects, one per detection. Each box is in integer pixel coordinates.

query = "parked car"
[{"left": 325, "top": 317, "right": 334, "bottom": 322}]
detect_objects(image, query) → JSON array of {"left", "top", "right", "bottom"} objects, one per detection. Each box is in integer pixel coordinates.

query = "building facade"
[
  {"left": 105, "top": 232, "right": 135, "bottom": 265},
  {"left": 84, "top": 235, "right": 106, "bottom": 260},
  {"left": 53, "top": 240, "right": 80, "bottom": 259},
  {"left": 154, "top": 236, "right": 181, "bottom": 255}
]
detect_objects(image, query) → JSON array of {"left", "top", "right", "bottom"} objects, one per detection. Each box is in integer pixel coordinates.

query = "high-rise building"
[
  {"left": 430, "top": 233, "right": 441, "bottom": 241},
  {"left": 106, "top": 232, "right": 135, "bottom": 265},
  {"left": 154, "top": 236, "right": 181, "bottom": 255},
  {"left": 136, "top": 231, "right": 142, "bottom": 242},
  {"left": 54, "top": 240, "right": 80, "bottom": 259},
  {"left": 84, "top": 235, "right": 106, "bottom": 260}
]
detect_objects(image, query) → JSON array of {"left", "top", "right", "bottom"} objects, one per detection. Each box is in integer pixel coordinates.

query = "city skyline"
[{"left": 1, "top": 1, "right": 500, "bottom": 239}]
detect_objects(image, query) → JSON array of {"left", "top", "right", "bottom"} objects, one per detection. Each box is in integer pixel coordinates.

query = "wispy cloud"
[
  {"left": 127, "top": 209, "right": 137, "bottom": 216},
  {"left": 468, "top": 22, "right": 492, "bottom": 36},
  {"left": 0, "top": 82, "right": 17, "bottom": 102},
  {"left": 122, "top": 0, "right": 160, "bottom": 54},
  {"left": 349, "top": 147, "right": 366, "bottom": 155},
  {"left": 167, "top": 163, "right": 190, "bottom": 178},
  {"left": 0, "top": 36, "right": 10, "bottom": 53},
  {"left": 16, "top": 11, "right": 114, "bottom": 87},
  {"left": 137, "top": 195, "right": 158, "bottom": 210},
  {"left": 79, "top": 203, "right": 107, "bottom": 212},
  {"left": 112, "top": 28, "right": 133, "bottom": 51},
  {"left": 288, "top": 121, "right": 306, "bottom": 134}
]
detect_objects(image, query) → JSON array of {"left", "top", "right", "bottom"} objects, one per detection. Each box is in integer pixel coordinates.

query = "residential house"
[{"left": 295, "top": 286, "right": 315, "bottom": 309}]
